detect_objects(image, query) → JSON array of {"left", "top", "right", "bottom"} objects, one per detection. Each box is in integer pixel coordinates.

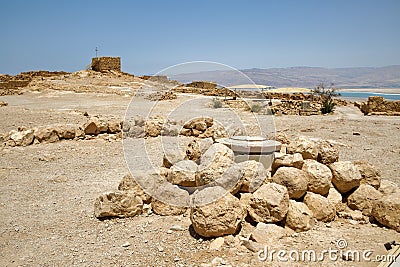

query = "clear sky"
[{"left": 1, "top": 0, "right": 399, "bottom": 75}]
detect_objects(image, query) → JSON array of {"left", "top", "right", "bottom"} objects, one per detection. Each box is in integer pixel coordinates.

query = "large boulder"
[
  {"left": 196, "top": 143, "right": 234, "bottom": 186},
  {"left": 286, "top": 200, "right": 315, "bottom": 232},
  {"left": 272, "top": 167, "right": 308, "bottom": 199},
  {"left": 238, "top": 160, "right": 268, "bottom": 193},
  {"left": 190, "top": 187, "right": 245, "bottom": 237},
  {"left": 272, "top": 153, "right": 304, "bottom": 173},
  {"left": 167, "top": 160, "right": 198, "bottom": 187},
  {"left": 248, "top": 183, "right": 289, "bottom": 223},
  {"left": 151, "top": 182, "right": 190, "bottom": 215},
  {"left": 107, "top": 120, "right": 121, "bottom": 134},
  {"left": 118, "top": 173, "right": 151, "bottom": 204},
  {"left": 84, "top": 118, "right": 108, "bottom": 135},
  {"left": 34, "top": 127, "right": 59, "bottom": 143},
  {"left": 317, "top": 140, "right": 339, "bottom": 164},
  {"left": 329, "top": 161, "right": 362, "bottom": 194},
  {"left": 57, "top": 125, "right": 77, "bottom": 139},
  {"left": 353, "top": 160, "right": 381, "bottom": 190},
  {"left": 326, "top": 187, "right": 346, "bottom": 212},
  {"left": 304, "top": 192, "right": 336, "bottom": 222},
  {"left": 94, "top": 191, "right": 143, "bottom": 218},
  {"left": 145, "top": 118, "right": 163, "bottom": 137},
  {"left": 372, "top": 192, "right": 400, "bottom": 232},
  {"left": 9, "top": 129, "right": 35, "bottom": 146},
  {"left": 162, "top": 150, "right": 185, "bottom": 168},
  {"left": 287, "top": 136, "right": 318, "bottom": 160},
  {"left": 347, "top": 184, "right": 383, "bottom": 216},
  {"left": 302, "top": 159, "right": 332, "bottom": 196}
]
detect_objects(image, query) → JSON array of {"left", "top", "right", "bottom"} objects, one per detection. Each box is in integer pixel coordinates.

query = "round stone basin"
[{"left": 217, "top": 136, "right": 281, "bottom": 154}]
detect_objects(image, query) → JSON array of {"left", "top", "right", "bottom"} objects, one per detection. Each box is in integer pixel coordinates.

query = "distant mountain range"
[{"left": 169, "top": 65, "right": 400, "bottom": 88}]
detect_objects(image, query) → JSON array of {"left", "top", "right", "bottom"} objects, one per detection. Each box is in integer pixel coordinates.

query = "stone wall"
[
  {"left": 91, "top": 57, "right": 121, "bottom": 72},
  {"left": 356, "top": 96, "right": 400, "bottom": 115},
  {"left": 186, "top": 81, "right": 218, "bottom": 89}
]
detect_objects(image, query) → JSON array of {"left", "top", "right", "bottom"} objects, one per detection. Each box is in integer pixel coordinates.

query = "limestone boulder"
[
  {"left": 272, "top": 167, "right": 308, "bottom": 199},
  {"left": 238, "top": 160, "right": 267, "bottom": 193},
  {"left": 353, "top": 160, "right": 381, "bottom": 190},
  {"left": 326, "top": 187, "right": 346, "bottom": 212},
  {"left": 145, "top": 119, "right": 163, "bottom": 137},
  {"left": 248, "top": 183, "right": 289, "bottom": 223},
  {"left": 196, "top": 143, "right": 234, "bottom": 186},
  {"left": 302, "top": 159, "right": 332, "bottom": 196},
  {"left": 287, "top": 136, "right": 318, "bottom": 160},
  {"left": 185, "top": 139, "right": 202, "bottom": 161},
  {"left": 304, "top": 192, "right": 336, "bottom": 222},
  {"left": 94, "top": 191, "right": 143, "bottom": 218},
  {"left": 190, "top": 187, "right": 245, "bottom": 237},
  {"left": 162, "top": 150, "right": 185, "bottom": 168},
  {"left": 9, "top": 129, "right": 35, "bottom": 146},
  {"left": 57, "top": 125, "right": 77, "bottom": 139},
  {"left": 214, "top": 163, "right": 243, "bottom": 195},
  {"left": 274, "top": 132, "right": 290, "bottom": 145},
  {"left": 34, "top": 127, "right": 59, "bottom": 143},
  {"left": 372, "top": 192, "right": 400, "bottom": 232},
  {"left": 250, "top": 222, "right": 291, "bottom": 244},
  {"left": 329, "top": 161, "right": 362, "bottom": 194},
  {"left": 167, "top": 160, "right": 198, "bottom": 187},
  {"left": 347, "top": 184, "right": 383, "bottom": 216},
  {"left": 107, "top": 120, "right": 121, "bottom": 134},
  {"left": 126, "top": 125, "right": 145, "bottom": 138},
  {"left": 272, "top": 153, "right": 304, "bottom": 173},
  {"left": 286, "top": 200, "right": 314, "bottom": 232},
  {"left": 118, "top": 173, "right": 151, "bottom": 204},
  {"left": 317, "top": 140, "right": 339, "bottom": 164},
  {"left": 151, "top": 199, "right": 187, "bottom": 216},
  {"left": 379, "top": 180, "right": 399, "bottom": 195}
]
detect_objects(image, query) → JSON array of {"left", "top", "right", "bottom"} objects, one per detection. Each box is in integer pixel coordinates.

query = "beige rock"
[
  {"left": 184, "top": 117, "right": 213, "bottom": 130},
  {"left": 108, "top": 120, "right": 121, "bottom": 134},
  {"left": 326, "top": 187, "right": 345, "bottom": 212},
  {"left": 57, "top": 125, "right": 77, "bottom": 139},
  {"left": 286, "top": 200, "right": 314, "bottom": 232},
  {"left": 304, "top": 192, "right": 336, "bottom": 222},
  {"left": 180, "top": 128, "right": 192, "bottom": 136},
  {"left": 274, "top": 132, "right": 290, "bottom": 145},
  {"left": 379, "top": 180, "right": 398, "bottom": 195},
  {"left": 94, "top": 191, "right": 143, "bottom": 218},
  {"left": 272, "top": 167, "right": 308, "bottom": 199},
  {"left": 152, "top": 199, "right": 187, "bottom": 216},
  {"left": 83, "top": 120, "right": 100, "bottom": 135},
  {"left": 118, "top": 173, "right": 151, "bottom": 204},
  {"left": 9, "top": 129, "right": 34, "bottom": 146},
  {"left": 272, "top": 153, "right": 304, "bottom": 173},
  {"left": 248, "top": 183, "right": 289, "bottom": 223},
  {"left": 347, "top": 184, "right": 383, "bottom": 216},
  {"left": 250, "top": 222, "right": 290, "bottom": 243},
  {"left": 302, "top": 159, "right": 332, "bottom": 196},
  {"left": 353, "top": 160, "right": 381, "bottom": 190},
  {"left": 34, "top": 127, "right": 59, "bottom": 143},
  {"left": 196, "top": 143, "right": 234, "bottom": 186},
  {"left": 167, "top": 160, "right": 198, "bottom": 187},
  {"left": 214, "top": 163, "right": 243, "bottom": 195},
  {"left": 190, "top": 187, "right": 245, "bottom": 237},
  {"left": 317, "top": 140, "right": 339, "bottom": 164},
  {"left": 209, "top": 237, "right": 225, "bottom": 250},
  {"left": 145, "top": 119, "right": 163, "bottom": 137},
  {"left": 162, "top": 150, "right": 185, "bottom": 168},
  {"left": 198, "top": 127, "right": 215, "bottom": 138},
  {"left": 287, "top": 136, "right": 318, "bottom": 160},
  {"left": 238, "top": 160, "right": 267, "bottom": 193},
  {"left": 239, "top": 193, "right": 252, "bottom": 212},
  {"left": 372, "top": 192, "right": 400, "bottom": 232},
  {"left": 185, "top": 139, "right": 202, "bottom": 161},
  {"left": 329, "top": 161, "right": 362, "bottom": 194}
]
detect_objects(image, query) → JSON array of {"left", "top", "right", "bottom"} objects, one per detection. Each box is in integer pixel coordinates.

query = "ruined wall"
[
  {"left": 357, "top": 96, "right": 400, "bottom": 115},
  {"left": 91, "top": 57, "right": 121, "bottom": 72},
  {"left": 186, "top": 81, "right": 217, "bottom": 89}
]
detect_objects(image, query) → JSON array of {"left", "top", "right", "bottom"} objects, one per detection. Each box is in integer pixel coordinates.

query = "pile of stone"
[
  {"left": 145, "top": 91, "right": 177, "bottom": 101},
  {"left": 0, "top": 117, "right": 122, "bottom": 147},
  {"left": 94, "top": 132, "right": 400, "bottom": 243},
  {"left": 270, "top": 100, "right": 322, "bottom": 115},
  {"left": 355, "top": 96, "right": 400, "bottom": 116},
  {"left": 0, "top": 101, "right": 8, "bottom": 107}
]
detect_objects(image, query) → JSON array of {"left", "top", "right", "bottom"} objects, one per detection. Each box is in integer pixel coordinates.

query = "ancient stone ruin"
[
  {"left": 355, "top": 96, "right": 400, "bottom": 115},
  {"left": 91, "top": 57, "right": 121, "bottom": 72}
]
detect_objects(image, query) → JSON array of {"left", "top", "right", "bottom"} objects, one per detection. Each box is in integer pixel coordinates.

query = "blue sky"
[{"left": 1, "top": 0, "right": 399, "bottom": 75}]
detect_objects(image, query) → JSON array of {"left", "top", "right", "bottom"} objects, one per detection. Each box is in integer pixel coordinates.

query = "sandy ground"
[{"left": 1, "top": 89, "right": 400, "bottom": 266}]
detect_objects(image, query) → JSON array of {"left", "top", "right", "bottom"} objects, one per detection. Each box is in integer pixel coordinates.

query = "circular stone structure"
[{"left": 216, "top": 136, "right": 281, "bottom": 169}]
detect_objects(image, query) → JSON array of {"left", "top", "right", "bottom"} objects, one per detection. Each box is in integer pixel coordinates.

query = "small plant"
[
  {"left": 312, "top": 83, "right": 340, "bottom": 114},
  {"left": 250, "top": 103, "right": 263, "bottom": 113},
  {"left": 212, "top": 97, "right": 223, "bottom": 108}
]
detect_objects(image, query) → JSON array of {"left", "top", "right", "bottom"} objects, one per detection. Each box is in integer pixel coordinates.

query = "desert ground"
[{"left": 1, "top": 72, "right": 400, "bottom": 266}]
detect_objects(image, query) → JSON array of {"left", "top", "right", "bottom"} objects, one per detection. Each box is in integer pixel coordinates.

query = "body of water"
[{"left": 338, "top": 91, "right": 400, "bottom": 101}]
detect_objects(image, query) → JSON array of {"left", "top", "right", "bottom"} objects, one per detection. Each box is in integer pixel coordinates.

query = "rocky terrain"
[{"left": 1, "top": 70, "right": 400, "bottom": 266}]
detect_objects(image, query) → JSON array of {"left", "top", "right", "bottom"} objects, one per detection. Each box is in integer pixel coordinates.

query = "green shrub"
[
  {"left": 250, "top": 103, "right": 262, "bottom": 113},
  {"left": 312, "top": 83, "right": 340, "bottom": 114},
  {"left": 212, "top": 97, "right": 223, "bottom": 108}
]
